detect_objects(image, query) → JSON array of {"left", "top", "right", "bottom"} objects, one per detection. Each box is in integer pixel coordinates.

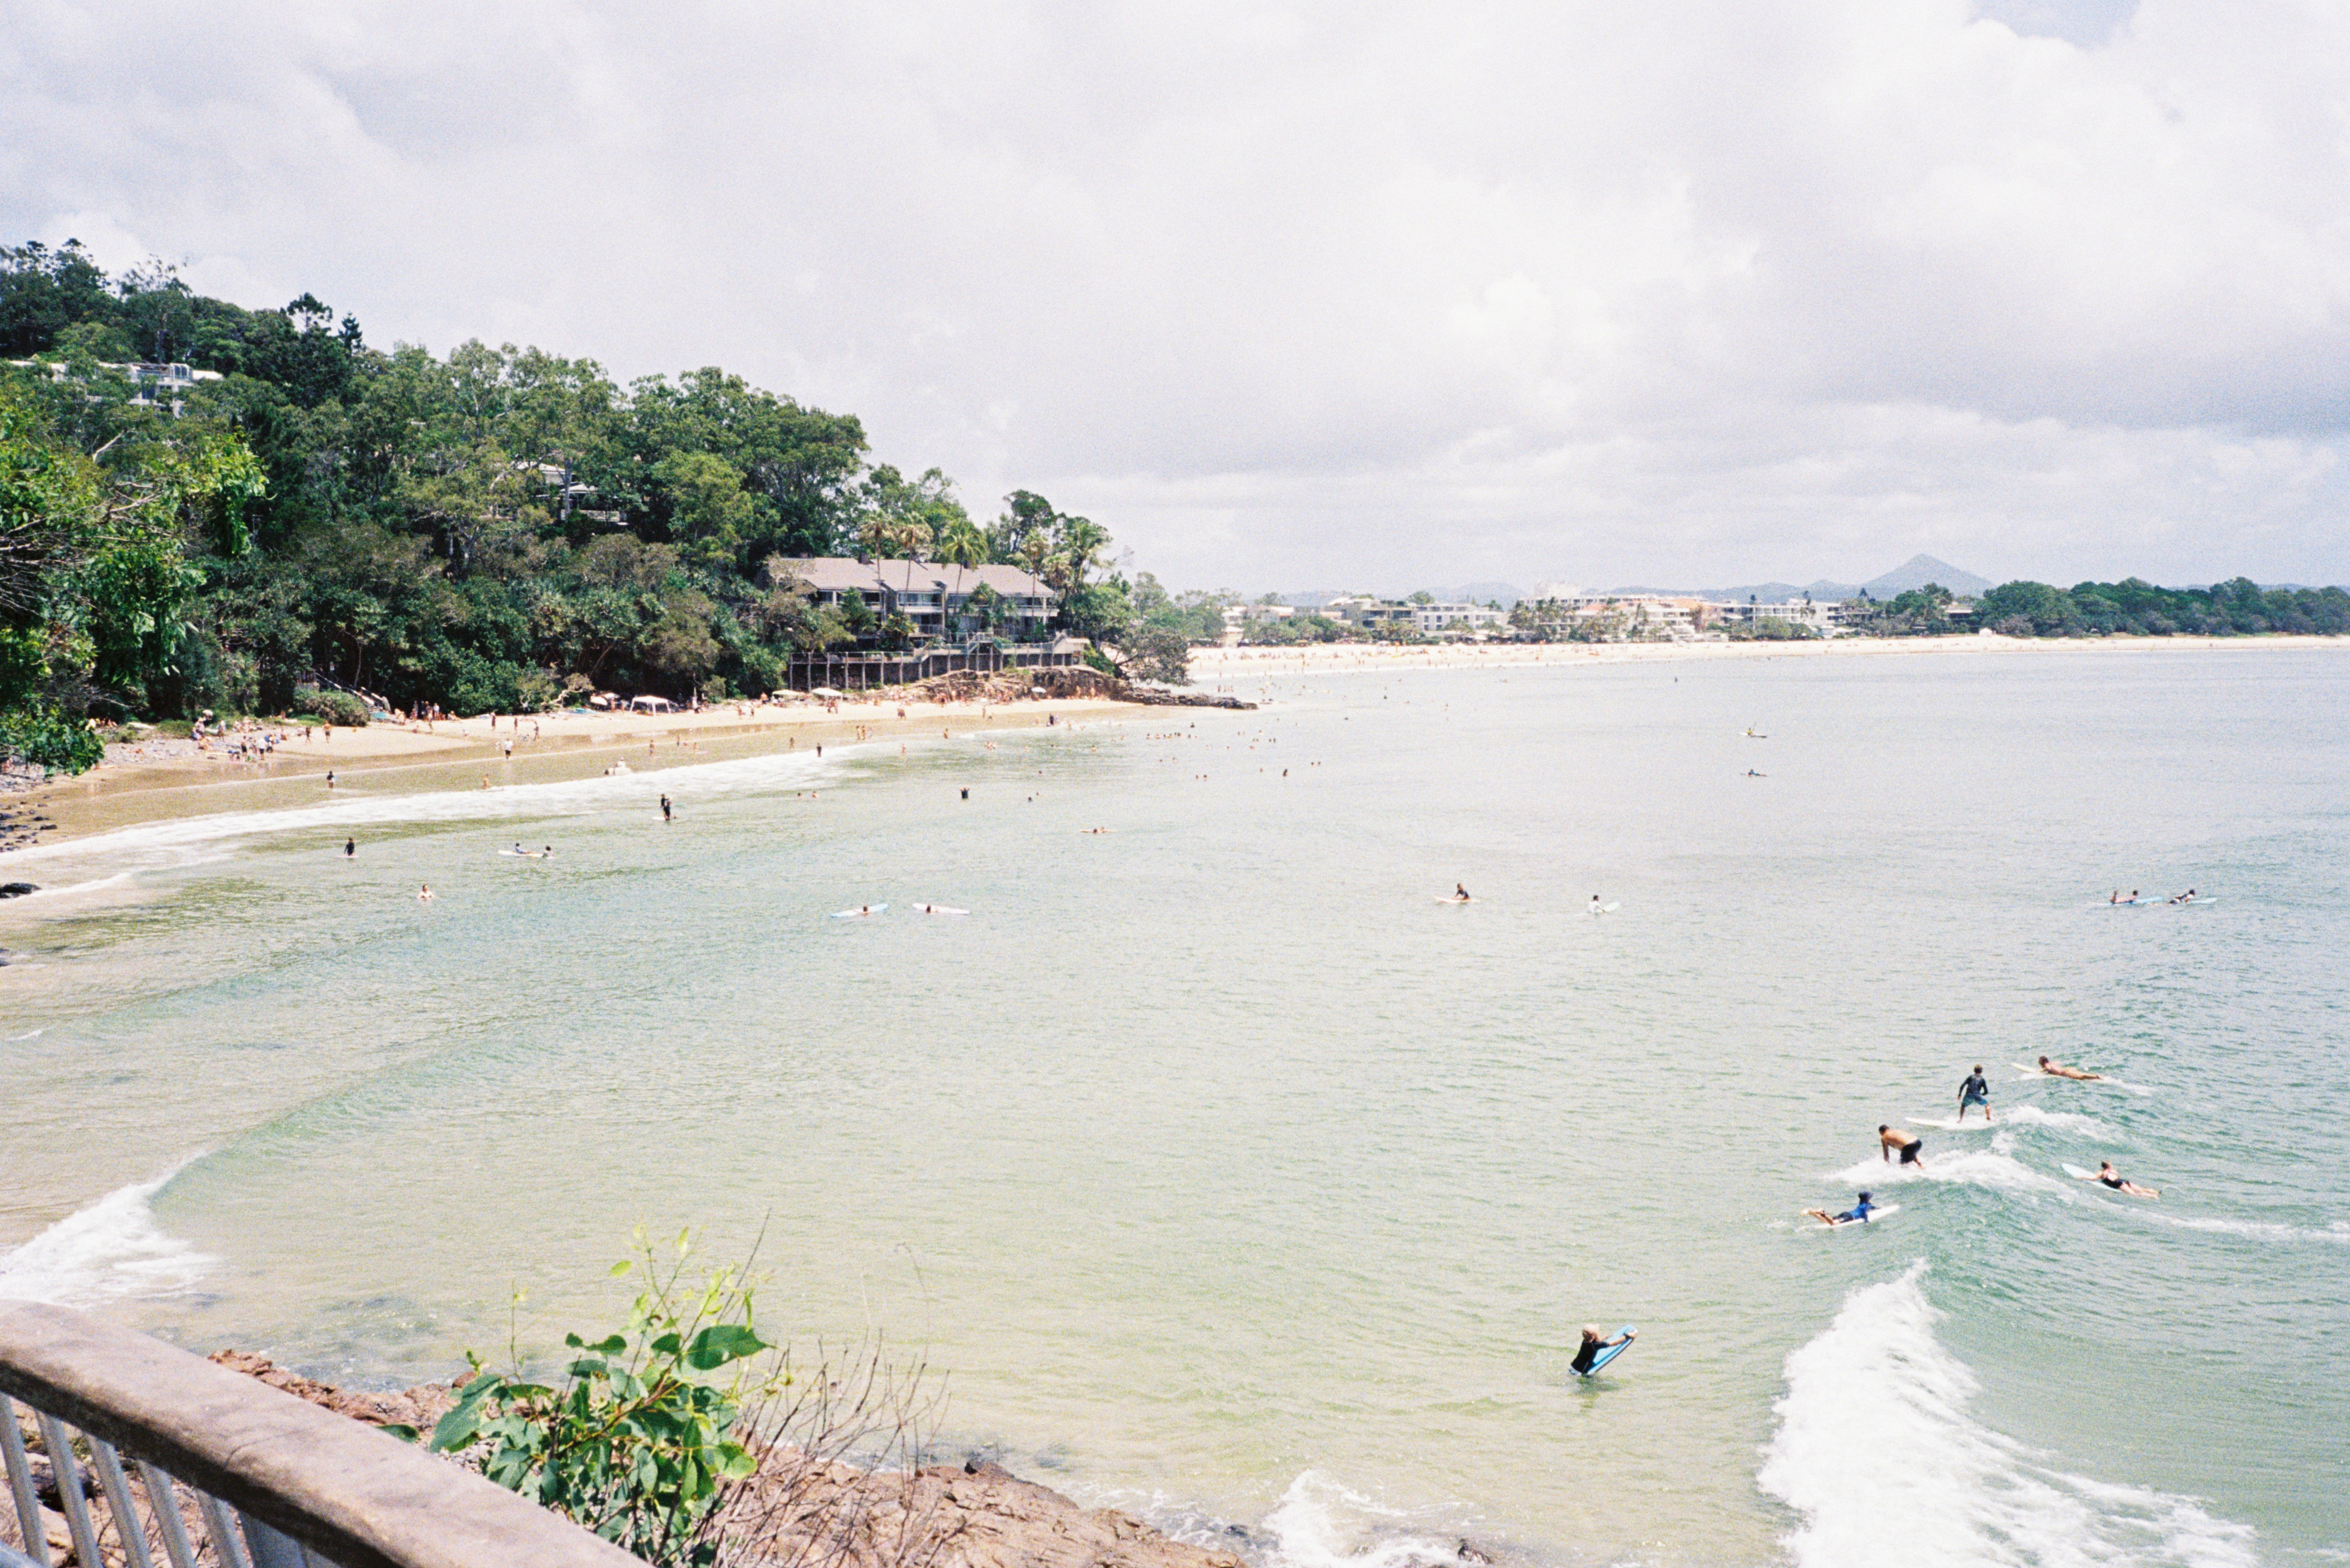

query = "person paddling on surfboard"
[
  {"left": 1449, "top": 884, "right": 1471, "bottom": 902},
  {"left": 1957, "top": 1065, "right": 1993, "bottom": 1124},
  {"left": 1570, "top": 1324, "right": 1635, "bottom": 1374},
  {"left": 2075, "top": 1160, "right": 2159, "bottom": 1198},
  {"left": 1878, "top": 1125, "right": 1925, "bottom": 1168},
  {"left": 2036, "top": 1055, "right": 2103, "bottom": 1080},
  {"left": 1804, "top": 1191, "right": 1875, "bottom": 1226}
]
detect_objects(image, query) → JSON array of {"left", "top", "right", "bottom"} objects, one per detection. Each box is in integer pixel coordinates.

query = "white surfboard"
[
  {"left": 1908, "top": 1115, "right": 1995, "bottom": 1132},
  {"left": 912, "top": 903, "right": 968, "bottom": 915},
  {"left": 829, "top": 904, "right": 888, "bottom": 919},
  {"left": 2061, "top": 1162, "right": 2097, "bottom": 1181}
]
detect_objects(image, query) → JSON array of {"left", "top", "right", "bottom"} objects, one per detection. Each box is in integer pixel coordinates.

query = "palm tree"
[{"left": 934, "top": 517, "right": 988, "bottom": 642}]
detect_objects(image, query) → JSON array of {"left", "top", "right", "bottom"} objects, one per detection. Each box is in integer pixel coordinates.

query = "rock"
[
  {"left": 206, "top": 1349, "right": 456, "bottom": 1431},
  {"left": 0, "top": 883, "right": 37, "bottom": 898}
]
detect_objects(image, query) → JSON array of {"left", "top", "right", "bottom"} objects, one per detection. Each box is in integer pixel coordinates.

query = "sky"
[{"left": 6, "top": 0, "right": 2349, "bottom": 594}]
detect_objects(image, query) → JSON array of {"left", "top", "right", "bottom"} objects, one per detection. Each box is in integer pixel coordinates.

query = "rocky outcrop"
[
  {"left": 907, "top": 666, "right": 1254, "bottom": 710},
  {"left": 208, "top": 1353, "right": 1241, "bottom": 1568}
]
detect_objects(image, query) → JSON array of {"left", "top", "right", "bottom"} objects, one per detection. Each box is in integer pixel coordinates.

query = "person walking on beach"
[
  {"left": 1879, "top": 1125, "right": 1925, "bottom": 1168},
  {"left": 344, "top": 838, "right": 355, "bottom": 858},
  {"left": 660, "top": 794, "right": 673, "bottom": 822},
  {"left": 1958, "top": 1065, "right": 1992, "bottom": 1124}
]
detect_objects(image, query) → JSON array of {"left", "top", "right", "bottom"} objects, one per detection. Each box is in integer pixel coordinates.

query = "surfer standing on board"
[
  {"left": 1570, "top": 1325, "right": 1634, "bottom": 1374},
  {"left": 1958, "top": 1065, "right": 1993, "bottom": 1124},
  {"left": 2036, "top": 1055, "right": 2103, "bottom": 1080},
  {"left": 1879, "top": 1125, "right": 1926, "bottom": 1168}
]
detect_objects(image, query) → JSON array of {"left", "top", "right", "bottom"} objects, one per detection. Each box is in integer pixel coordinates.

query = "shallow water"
[{"left": 3, "top": 649, "right": 2346, "bottom": 1566}]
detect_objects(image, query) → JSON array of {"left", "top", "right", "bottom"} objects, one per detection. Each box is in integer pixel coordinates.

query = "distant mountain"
[
  {"left": 1452, "top": 581, "right": 1524, "bottom": 606},
  {"left": 1858, "top": 555, "right": 1992, "bottom": 599},
  {"left": 1602, "top": 555, "right": 1989, "bottom": 603}
]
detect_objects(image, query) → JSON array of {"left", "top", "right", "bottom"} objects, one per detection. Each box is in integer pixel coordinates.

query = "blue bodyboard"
[{"left": 1576, "top": 1325, "right": 1636, "bottom": 1377}]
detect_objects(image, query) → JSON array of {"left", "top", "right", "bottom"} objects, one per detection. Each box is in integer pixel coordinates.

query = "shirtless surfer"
[
  {"left": 2036, "top": 1055, "right": 2103, "bottom": 1080},
  {"left": 1804, "top": 1191, "right": 1875, "bottom": 1226},
  {"left": 1878, "top": 1125, "right": 1925, "bottom": 1168},
  {"left": 2075, "top": 1160, "right": 2159, "bottom": 1198}
]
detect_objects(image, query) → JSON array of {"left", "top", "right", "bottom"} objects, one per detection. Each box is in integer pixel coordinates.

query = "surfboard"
[
  {"left": 2061, "top": 1162, "right": 2097, "bottom": 1181},
  {"left": 1575, "top": 1325, "right": 1637, "bottom": 1377},
  {"left": 829, "top": 904, "right": 888, "bottom": 919},
  {"left": 913, "top": 904, "right": 968, "bottom": 915},
  {"left": 1804, "top": 1204, "right": 1901, "bottom": 1226},
  {"left": 1908, "top": 1115, "right": 1995, "bottom": 1131},
  {"left": 1436, "top": 896, "right": 1473, "bottom": 905},
  {"left": 1590, "top": 902, "right": 1620, "bottom": 914}
]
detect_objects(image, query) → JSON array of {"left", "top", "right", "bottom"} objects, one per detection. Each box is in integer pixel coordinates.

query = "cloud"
[{"left": 5, "top": 0, "right": 2348, "bottom": 590}]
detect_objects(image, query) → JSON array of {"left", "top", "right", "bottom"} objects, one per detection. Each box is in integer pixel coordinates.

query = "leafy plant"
[{"left": 426, "top": 1234, "right": 776, "bottom": 1566}]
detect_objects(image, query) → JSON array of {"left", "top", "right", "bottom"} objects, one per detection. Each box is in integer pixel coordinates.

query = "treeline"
[
  {"left": 0, "top": 240, "right": 1200, "bottom": 768},
  {"left": 1848, "top": 579, "right": 2350, "bottom": 637}
]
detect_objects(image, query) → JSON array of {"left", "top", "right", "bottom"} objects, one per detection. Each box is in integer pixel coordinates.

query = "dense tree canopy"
[{"left": 2, "top": 241, "right": 1173, "bottom": 738}]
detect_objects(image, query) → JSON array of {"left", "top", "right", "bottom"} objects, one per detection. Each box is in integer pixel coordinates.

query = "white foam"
[
  {"left": 2138, "top": 1211, "right": 2350, "bottom": 1246},
  {"left": 1760, "top": 1263, "right": 2259, "bottom": 1567},
  {"left": 0, "top": 1159, "right": 214, "bottom": 1306},
  {"left": 1999, "top": 1105, "right": 2111, "bottom": 1137},
  {"left": 1824, "top": 1145, "right": 2067, "bottom": 1198},
  {"left": 1257, "top": 1473, "right": 1463, "bottom": 1568}
]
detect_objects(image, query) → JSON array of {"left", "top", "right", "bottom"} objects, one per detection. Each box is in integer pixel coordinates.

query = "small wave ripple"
[{"left": 0, "top": 1158, "right": 213, "bottom": 1306}]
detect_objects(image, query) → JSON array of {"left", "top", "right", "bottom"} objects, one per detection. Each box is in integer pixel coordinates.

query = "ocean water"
[{"left": 3, "top": 649, "right": 2346, "bottom": 1567}]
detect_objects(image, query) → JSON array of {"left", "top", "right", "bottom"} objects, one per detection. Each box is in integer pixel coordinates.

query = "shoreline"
[
  {"left": 15, "top": 694, "right": 1143, "bottom": 853},
  {"left": 1188, "top": 630, "right": 2350, "bottom": 679}
]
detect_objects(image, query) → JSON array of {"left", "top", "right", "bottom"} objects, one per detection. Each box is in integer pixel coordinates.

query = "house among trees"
[{"left": 781, "top": 558, "right": 1057, "bottom": 646}]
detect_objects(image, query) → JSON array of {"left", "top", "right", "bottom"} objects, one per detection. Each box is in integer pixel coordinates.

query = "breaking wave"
[
  {"left": 1760, "top": 1263, "right": 2258, "bottom": 1567},
  {"left": 0, "top": 1158, "right": 213, "bottom": 1306}
]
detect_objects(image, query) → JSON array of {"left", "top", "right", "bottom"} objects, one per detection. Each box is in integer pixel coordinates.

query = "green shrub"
[{"left": 295, "top": 687, "right": 371, "bottom": 726}]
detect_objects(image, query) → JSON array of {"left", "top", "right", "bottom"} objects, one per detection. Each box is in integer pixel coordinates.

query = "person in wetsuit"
[
  {"left": 1804, "top": 1191, "right": 1875, "bottom": 1226},
  {"left": 660, "top": 794, "right": 673, "bottom": 822},
  {"left": 1570, "top": 1324, "right": 1635, "bottom": 1374},
  {"left": 1958, "top": 1065, "right": 1992, "bottom": 1124}
]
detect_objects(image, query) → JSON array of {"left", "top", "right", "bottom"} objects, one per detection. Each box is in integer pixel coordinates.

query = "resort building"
[
  {"left": 777, "top": 557, "right": 1057, "bottom": 644},
  {"left": 1411, "top": 602, "right": 1506, "bottom": 635},
  {"left": 7, "top": 358, "right": 223, "bottom": 416}
]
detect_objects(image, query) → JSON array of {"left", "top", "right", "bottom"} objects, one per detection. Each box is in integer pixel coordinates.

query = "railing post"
[{"left": 0, "top": 1395, "right": 48, "bottom": 1568}]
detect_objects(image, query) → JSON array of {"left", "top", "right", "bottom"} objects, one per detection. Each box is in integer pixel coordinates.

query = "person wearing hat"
[
  {"left": 1570, "top": 1324, "right": 1635, "bottom": 1374},
  {"left": 1804, "top": 1191, "right": 1876, "bottom": 1227}
]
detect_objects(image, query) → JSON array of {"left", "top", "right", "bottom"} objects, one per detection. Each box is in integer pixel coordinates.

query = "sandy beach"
[
  {"left": 12, "top": 631, "right": 2342, "bottom": 851},
  {"left": 19, "top": 693, "right": 1144, "bottom": 849}
]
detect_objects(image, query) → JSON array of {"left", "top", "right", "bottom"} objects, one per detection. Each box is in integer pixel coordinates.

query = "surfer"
[
  {"left": 1878, "top": 1125, "right": 1926, "bottom": 1168},
  {"left": 1570, "top": 1325, "right": 1635, "bottom": 1374},
  {"left": 660, "top": 794, "right": 673, "bottom": 823},
  {"left": 2076, "top": 1161, "right": 2160, "bottom": 1199},
  {"left": 2036, "top": 1055, "right": 2103, "bottom": 1080},
  {"left": 1957, "top": 1065, "right": 1992, "bottom": 1124},
  {"left": 1746, "top": 768, "right": 1765, "bottom": 777},
  {"left": 1804, "top": 1191, "right": 1875, "bottom": 1226},
  {"left": 1588, "top": 894, "right": 1604, "bottom": 915},
  {"left": 2109, "top": 890, "right": 2122, "bottom": 904},
  {"left": 2167, "top": 888, "right": 2198, "bottom": 905},
  {"left": 344, "top": 838, "right": 355, "bottom": 858},
  {"left": 1450, "top": 883, "right": 1471, "bottom": 902}
]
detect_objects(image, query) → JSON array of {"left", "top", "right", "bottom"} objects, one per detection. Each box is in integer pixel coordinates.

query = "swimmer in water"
[
  {"left": 2075, "top": 1160, "right": 2159, "bottom": 1198},
  {"left": 417, "top": 884, "right": 435, "bottom": 902},
  {"left": 2036, "top": 1055, "right": 2103, "bottom": 1080},
  {"left": 1569, "top": 1324, "right": 1635, "bottom": 1374},
  {"left": 1588, "top": 894, "right": 1604, "bottom": 915},
  {"left": 1804, "top": 1191, "right": 1875, "bottom": 1226},
  {"left": 1878, "top": 1125, "right": 1925, "bottom": 1168}
]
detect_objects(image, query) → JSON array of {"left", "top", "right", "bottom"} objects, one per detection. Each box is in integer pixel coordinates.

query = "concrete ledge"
[{"left": 0, "top": 1302, "right": 642, "bottom": 1568}]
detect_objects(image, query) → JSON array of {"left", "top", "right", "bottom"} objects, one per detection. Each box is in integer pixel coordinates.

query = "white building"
[
  {"left": 1411, "top": 602, "right": 1505, "bottom": 634},
  {"left": 7, "top": 358, "right": 223, "bottom": 416}
]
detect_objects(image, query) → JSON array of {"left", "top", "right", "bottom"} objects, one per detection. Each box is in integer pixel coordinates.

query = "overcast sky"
[{"left": 7, "top": 0, "right": 2348, "bottom": 592}]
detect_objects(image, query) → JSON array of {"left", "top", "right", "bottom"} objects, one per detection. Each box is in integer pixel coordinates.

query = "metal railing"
[{"left": 0, "top": 1301, "right": 640, "bottom": 1568}]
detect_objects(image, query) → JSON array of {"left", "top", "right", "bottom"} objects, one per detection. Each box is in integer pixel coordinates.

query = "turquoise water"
[{"left": 3, "top": 649, "right": 2346, "bottom": 1566}]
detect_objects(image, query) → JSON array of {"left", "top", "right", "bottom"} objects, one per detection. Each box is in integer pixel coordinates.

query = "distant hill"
[
  {"left": 1604, "top": 554, "right": 1990, "bottom": 603},
  {"left": 1859, "top": 555, "right": 1992, "bottom": 599}
]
